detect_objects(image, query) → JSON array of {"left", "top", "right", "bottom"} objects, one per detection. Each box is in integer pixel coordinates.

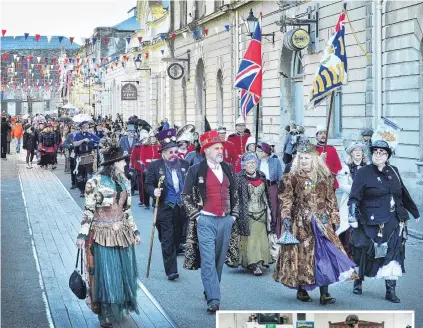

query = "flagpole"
[
  {"left": 324, "top": 91, "right": 335, "bottom": 153},
  {"left": 255, "top": 103, "right": 260, "bottom": 147}
]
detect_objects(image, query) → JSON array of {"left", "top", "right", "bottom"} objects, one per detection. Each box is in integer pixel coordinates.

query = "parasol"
[{"left": 72, "top": 113, "right": 93, "bottom": 123}]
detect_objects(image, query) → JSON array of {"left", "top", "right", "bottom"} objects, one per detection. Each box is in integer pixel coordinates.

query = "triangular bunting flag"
[
  {"left": 145, "top": 52, "right": 149, "bottom": 59},
  {"left": 138, "top": 36, "right": 142, "bottom": 44},
  {"left": 160, "top": 49, "right": 164, "bottom": 55},
  {"left": 104, "top": 37, "right": 109, "bottom": 45},
  {"left": 92, "top": 37, "right": 97, "bottom": 45},
  {"left": 58, "top": 36, "right": 64, "bottom": 43},
  {"left": 160, "top": 33, "right": 166, "bottom": 41},
  {"left": 126, "top": 37, "right": 131, "bottom": 45},
  {"left": 47, "top": 35, "right": 52, "bottom": 43},
  {"left": 182, "top": 32, "right": 187, "bottom": 39},
  {"left": 69, "top": 37, "right": 74, "bottom": 44},
  {"left": 80, "top": 37, "right": 86, "bottom": 44},
  {"left": 214, "top": 27, "right": 219, "bottom": 34},
  {"left": 37, "top": 56, "right": 41, "bottom": 63},
  {"left": 122, "top": 62, "right": 125, "bottom": 68},
  {"left": 224, "top": 24, "right": 230, "bottom": 32},
  {"left": 35, "top": 34, "right": 40, "bottom": 42},
  {"left": 24, "top": 33, "right": 29, "bottom": 40},
  {"left": 171, "top": 32, "right": 176, "bottom": 40},
  {"left": 2, "top": 29, "right": 6, "bottom": 37},
  {"left": 203, "top": 29, "right": 209, "bottom": 36},
  {"left": 114, "top": 37, "right": 120, "bottom": 45}
]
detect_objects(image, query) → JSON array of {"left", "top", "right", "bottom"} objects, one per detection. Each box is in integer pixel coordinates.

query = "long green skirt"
[
  {"left": 238, "top": 212, "right": 273, "bottom": 268},
  {"left": 93, "top": 243, "right": 139, "bottom": 325}
]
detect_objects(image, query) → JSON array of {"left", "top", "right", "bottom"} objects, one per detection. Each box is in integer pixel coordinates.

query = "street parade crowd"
[{"left": 1, "top": 111, "right": 420, "bottom": 327}]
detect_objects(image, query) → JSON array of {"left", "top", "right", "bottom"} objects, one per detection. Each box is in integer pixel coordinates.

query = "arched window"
[
  {"left": 195, "top": 59, "right": 205, "bottom": 131},
  {"left": 180, "top": 0, "right": 187, "bottom": 28},
  {"left": 216, "top": 70, "right": 223, "bottom": 126},
  {"left": 181, "top": 77, "right": 187, "bottom": 125},
  {"left": 291, "top": 51, "right": 304, "bottom": 126}
]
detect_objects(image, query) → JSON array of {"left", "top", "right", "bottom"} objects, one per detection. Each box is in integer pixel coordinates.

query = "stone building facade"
[{"left": 163, "top": 0, "right": 423, "bottom": 173}]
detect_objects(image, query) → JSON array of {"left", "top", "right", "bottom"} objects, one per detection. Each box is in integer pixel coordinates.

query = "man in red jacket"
[
  {"left": 315, "top": 125, "right": 342, "bottom": 189},
  {"left": 226, "top": 117, "right": 250, "bottom": 173},
  {"left": 217, "top": 126, "right": 237, "bottom": 168},
  {"left": 131, "top": 131, "right": 161, "bottom": 208}
]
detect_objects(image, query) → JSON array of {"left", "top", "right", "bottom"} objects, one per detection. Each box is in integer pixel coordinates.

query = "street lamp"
[
  {"left": 134, "top": 57, "right": 151, "bottom": 74},
  {"left": 245, "top": 8, "right": 275, "bottom": 45}
]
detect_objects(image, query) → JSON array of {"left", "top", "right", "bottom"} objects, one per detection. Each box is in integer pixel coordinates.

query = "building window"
[
  {"left": 194, "top": 0, "right": 205, "bottom": 20},
  {"left": 216, "top": 70, "right": 223, "bottom": 126},
  {"left": 182, "top": 77, "right": 187, "bottom": 125},
  {"left": 180, "top": 0, "right": 187, "bottom": 28},
  {"left": 297, "top": 313, "right": 306, "bottom": 321},
  {"left": 214, "top": 1, "right": 223, "bottom": 11},
  {"left": 333, "top": 88, "right": 343, "bottom": 137}
]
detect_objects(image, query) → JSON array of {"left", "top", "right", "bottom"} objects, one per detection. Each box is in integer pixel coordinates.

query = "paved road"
[
  {"left": 1, "top": 156, "right": 52, "bottom": 328},
  {"left": 53, "top": 158, "right": 423, "bottom": 328}
]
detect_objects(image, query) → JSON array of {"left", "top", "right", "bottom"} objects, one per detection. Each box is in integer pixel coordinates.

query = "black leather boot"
[
  {"left": 385, "top": 280, "right": 400, "bottom": 303},
  {"left": 353, "top": 279, "right": 362, "bottom": 295},
  {"left": 319, "top": 286, "right": 336, "bottom": 305},
  {"left": 296, "top": 288, "right": 312, "bottom": 302}
]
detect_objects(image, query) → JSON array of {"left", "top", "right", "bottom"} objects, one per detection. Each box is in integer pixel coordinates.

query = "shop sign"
[{"left": 121, "top": 83, "right": 137, "bottom": 100}]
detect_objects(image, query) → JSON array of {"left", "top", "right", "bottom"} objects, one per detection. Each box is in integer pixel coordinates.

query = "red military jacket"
[
  {"left": 131, "top": 144, "right": 161, "bottom": 171},
  {"left": 316, "top": 144, "right": 342, "bottom": 189},
  {"left": 227, "top": 133, "right": 250, "bottom": 173},
  {"left": 223, "top": 140, "right": 237, "bottom": 170}
]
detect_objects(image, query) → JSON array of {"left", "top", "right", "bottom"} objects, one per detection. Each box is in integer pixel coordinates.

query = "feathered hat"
[{"left": 99, "top": 133, "right": 129, "bottom": 166}]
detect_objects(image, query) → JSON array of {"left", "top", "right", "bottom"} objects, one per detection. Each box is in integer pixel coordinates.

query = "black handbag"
[{"left": 69, "top": 249, "right": 87, "bottom": 300}]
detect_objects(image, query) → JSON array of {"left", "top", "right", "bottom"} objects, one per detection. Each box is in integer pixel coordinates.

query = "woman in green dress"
[
  {"left": 76, "top": 134, "right": 140, "bottom": 327},
  {"left": 226, "top": 152, "right": 274, "bottom": 275}
]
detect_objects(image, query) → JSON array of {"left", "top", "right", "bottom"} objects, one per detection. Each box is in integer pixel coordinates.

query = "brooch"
[
  {"left": 181, "top": 168, "right": 186, "bottom": 172},
  {"left": 304, "top": 179, "right": 316, "bottom": 190},
  {"left": 199, "top": 176, "right": 204, "bottom": 184},
  {"left": 159, "top": 168, "right": 164, "bottom": 175}
]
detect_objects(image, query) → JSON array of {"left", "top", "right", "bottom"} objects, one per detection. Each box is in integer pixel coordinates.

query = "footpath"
[{"left": 3, "top": 151, "right": 175, "bottom": 328}]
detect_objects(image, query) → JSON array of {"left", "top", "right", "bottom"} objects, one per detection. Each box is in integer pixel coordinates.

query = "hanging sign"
[
  {"left": 167, "top": 63, "right": 184, "bottom": 80},
  {"left": 284, "top": 28, "right": 310, "bottom": 51},
  {"left": 121, "top": 83, "right": 137, "bottom": 100}
]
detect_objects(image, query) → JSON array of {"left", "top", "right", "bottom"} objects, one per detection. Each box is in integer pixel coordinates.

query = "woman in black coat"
[
  {"left": 23, "top": 124, "right": 37, "bottom": 168},
  {"left": 348, "top": 140, "right": 420, "bottom": 303}
]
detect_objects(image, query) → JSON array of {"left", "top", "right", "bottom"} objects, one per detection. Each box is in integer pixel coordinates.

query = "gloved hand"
[
  {"left": 348, "top": 203, "right": 358, "bottom": 227},
  {"left": 283, "top": 217, "right": 292, "bottom": 232}
]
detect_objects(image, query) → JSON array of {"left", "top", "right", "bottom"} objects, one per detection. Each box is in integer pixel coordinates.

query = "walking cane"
[{"left": 146, "top": 176, "right": 165, "bottom": 278}]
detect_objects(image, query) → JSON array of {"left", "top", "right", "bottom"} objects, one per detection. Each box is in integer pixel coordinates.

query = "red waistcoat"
[{"left": 202, "top": 168, "right": 231, "bottom": 217}]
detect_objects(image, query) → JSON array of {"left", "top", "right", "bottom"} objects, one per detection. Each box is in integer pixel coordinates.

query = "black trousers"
[
  {"left": 26, "top": 149, "right": 35, "bottom": 163},
  {"left": 156, "top": 204, "right": 187, "bottom": 276},
  {"left": 76, "top": 163, "right": 93, "bottom": 193},
  {"left": 6, "top": 141, "right": 11, "bottom": 155},
  {"left": 1, "top": 139, "right": 7, "bottom": 158},
  {"left": 137, "top": 169, "right": 151, "bottom": 206},
  {"left": 70, "top": 157, "right": 76, "bottom": 186}
]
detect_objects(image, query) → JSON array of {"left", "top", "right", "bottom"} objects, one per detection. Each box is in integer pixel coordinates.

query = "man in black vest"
[
  {"left": 182, "top": 130, "right": 239, "bottom": 313},
  {"left": 145, "top": 128, "right": 189, "bottom": 281},
  {"left": 73, "top": 121, "right": 101, "bottom": 197}
]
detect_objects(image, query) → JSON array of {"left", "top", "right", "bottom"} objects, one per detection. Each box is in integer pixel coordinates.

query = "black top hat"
[{"left": 99, "top": 134, "right": 129, "bottom": 166}]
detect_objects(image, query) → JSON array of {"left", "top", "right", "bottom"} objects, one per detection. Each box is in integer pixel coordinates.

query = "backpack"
[{"left": 43, "top": 133, "right": 55, "bottom": 147}]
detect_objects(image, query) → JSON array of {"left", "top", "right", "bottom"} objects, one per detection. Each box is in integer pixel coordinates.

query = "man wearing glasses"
[
  {"left": 182, "top": 130, "right": 239, "bottom": 313},
  {"left": 145, "top": 128, "right": 190, "bottom": 281},
  {"left": 227, "top": 117, "right": 250, "bottom": 173}
]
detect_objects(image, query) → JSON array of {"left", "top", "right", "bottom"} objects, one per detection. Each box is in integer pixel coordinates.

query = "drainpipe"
[{"left": 372, "top": 0, "right": 383, "bottom": 128}]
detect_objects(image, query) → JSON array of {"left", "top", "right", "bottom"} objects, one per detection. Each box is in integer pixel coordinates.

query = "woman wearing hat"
[
  {"left": 227, "top": 153, "right": 274, "bottom": 275},
  {"left": 38, "top": 123, "right": 57, "bottom": 169},
  {"left": 348, "top": 140, "right": 420, "bottom": 302},
  {"left": 273, "top": 139, "right": 356, "bottom": 305},
  {"left": 337, "top": 141, "right": 368, "bottom": 255},
  {"left": 76, "top": 134, "right": 140, "bottom": 328},
  {"left": 345, "top": 315, "right": 359, "bottom": 328}
]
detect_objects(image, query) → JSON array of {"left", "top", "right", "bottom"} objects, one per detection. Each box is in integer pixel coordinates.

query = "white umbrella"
[
  {"left": 22, "top": 114, "right": 30, "bottom": 119},
  {"left": 62, "top": 103, "right": 78, "bottom": 110},
  {"left": 72, "top": 113, "right": 93, "bottom": 123},
  {"left": 34, "top": 115, "right": 46, "bottom": 124}
]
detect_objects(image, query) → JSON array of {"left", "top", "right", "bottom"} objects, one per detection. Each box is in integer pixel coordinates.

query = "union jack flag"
[{"left": 234, "top": 16, "right": 262, "bottom": 118}]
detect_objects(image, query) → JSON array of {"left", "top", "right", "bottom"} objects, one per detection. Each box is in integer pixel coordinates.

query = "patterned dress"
[
  {"left": 78, "top": 174, "right": 140, "bottom": 325},
  {"left": 273, "top": 172, "right": 356, "bottom": 290}
]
